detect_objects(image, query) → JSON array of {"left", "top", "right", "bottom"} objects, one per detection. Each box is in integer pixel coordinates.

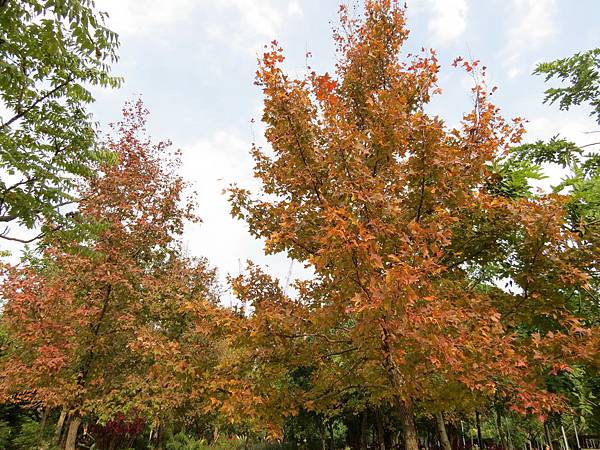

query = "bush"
[
  {"left": 0, "top": 420, "right": 11, "bottom": 448},
  {"left": 166, "top": 432, "right": 207, "bottom": 450},
  {"left": 11, "top": 416, "right": 40, "bottom": 449}
]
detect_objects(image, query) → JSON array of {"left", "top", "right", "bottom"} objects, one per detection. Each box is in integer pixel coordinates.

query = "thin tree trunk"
[
  {"left": 213, "top": 424, "right": 220, "bottom": 444},
  {"left": 376, "top": 410, "right": 386, "bottom": 450},
  {"left": 399, "top": 401, "right": 419, "bottom": 450},
  {"left": 545, "top": 423, "right": 554, "bottom": 450},
  {"left": 560, "top": 426, "right": 569, "bottom": 450},
  {"left": 476, "top": 411, "right": 483, "bottom": 450},
  {"left": 60, "top": 415, "right": 70, "bottom": 449},
  {"left": 360, "top": 410, "right": 368, "bottom": 450},
  {"left": 506, "top": 417, "right": 514, "bottom": 450},
  {"left": 156, "top": 423, "right": 165, "bottom": 450},
  {"left": 329, "top": 421, "right": 335, "bottom": 450},
  {"left": 495, "top": 410, "right": 507, "bottom": 450},
  {"left": 54, "top": 408, "right": 67, "bottom": 444},
  {"left": 572, "top": 419, "right": 580, "bottom": 450},
  {"left": 38, "top": 407, "right": 50, "bottom": 443},
  {"left": 436, "top": 412, "right": 452, "bottom": 450},
  {"left": 64, "top": 415, "right": 81, "bottom": 450}
]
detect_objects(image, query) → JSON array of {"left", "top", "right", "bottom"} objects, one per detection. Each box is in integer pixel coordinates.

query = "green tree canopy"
[{"left": 0, "top": 0, "right": 120, "bottom": 244}]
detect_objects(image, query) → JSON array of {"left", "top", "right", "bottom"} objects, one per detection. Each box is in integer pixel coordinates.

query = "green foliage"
[
  {"left": 246, "top": 442, "right": 296, "bottom": 450},
  {"left": 0, "top": 420, "right": 11, "bottom": 449},
  {"left": 10, "top": 416, "right": 40, "bottom": 449},
  {"left": 511, "top": 136, "right": 582, "bottom": 168},
  {"left": 509, "top": 136, "right": 600, "bottom": 234},
  {"left": 486, "top": 157, "right": 546, "bottom": 199},
  {"left": 511, "top": 47, "right": 600, "bottom": 435},
  {"left": 0, "top": 411, "right": 57, "bottom": 450},
  {"left": 511, "top": 50, "right": 600, "bottom": 237},
  {"left": 165, "top": 432, "right": 206, "bottom": 450},
  {"left": 535, "top": 48, "right": 600, "bottom": 123},
  {"left": 546, "top": 366, "right": 598, "bottom": 424},
  {"left": 165, "top": 433, "right": 245, "bottom": 450},
  {"left": 0, "top": 0, "right": 121, "bottom": 242}
]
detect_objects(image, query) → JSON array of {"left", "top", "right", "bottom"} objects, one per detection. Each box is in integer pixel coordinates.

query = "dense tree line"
[{"left": 0, "top": 1, "right": 598, "bottom": 449}]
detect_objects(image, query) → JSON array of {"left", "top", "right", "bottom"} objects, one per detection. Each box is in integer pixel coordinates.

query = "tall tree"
[
  {"left": 506, "top": 47, "right": 600, "bottom": 432},
  {"left": 0, "top": 0, "right": 120, "bottom": 244},
  {"left": 229, "top": 1, "right": 599, "bottom": 448},
  {"left": 0, "top": 101, "right": 219, "bottom": 449}
]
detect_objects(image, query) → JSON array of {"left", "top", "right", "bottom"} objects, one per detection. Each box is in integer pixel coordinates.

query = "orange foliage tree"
[
  {"left": 0, "top": 101, "right": 223, "bottom": 449},
  {"left": 229, "top": 1, "right": 599, "bottom": 448}
]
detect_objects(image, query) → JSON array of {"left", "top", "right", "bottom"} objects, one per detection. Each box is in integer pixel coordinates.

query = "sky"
[{"left": 54, "top": 0, "right": 600, "bottom": 298}]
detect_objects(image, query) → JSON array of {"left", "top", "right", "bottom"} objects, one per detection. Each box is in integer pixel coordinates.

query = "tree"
[
  {"left": 535, "top": 48, "right": 600, "bottom": 124},
  {"left": 0, "top": 101, "right": 220, "bottom": 449},
  {"left": 229, "top": 1, "right": 599, "bottom": 449},
  {"left": 507, "top": 47, "right": 600, "bottom": 435},
  {"left": 0, "top": 0, "right": 121, "bottom": 244}
]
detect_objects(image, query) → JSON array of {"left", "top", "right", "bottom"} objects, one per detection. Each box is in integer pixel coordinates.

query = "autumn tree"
[
  {"left": 229, "top": 1, "right": 599, "bottom": 449},
  {"left": 0, "top": 101, "right": 221, "bottom": 449}
]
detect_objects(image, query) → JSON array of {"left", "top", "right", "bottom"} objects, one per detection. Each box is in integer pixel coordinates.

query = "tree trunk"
[
  {"left": 320, "top": 422, "right": 327, "bottom": 450},
  {"left": 329, "top": 421, "right": 335, "bottom": 450},
  {"left": 38, "top": 407, "right": 50, "bottom": 444},
  {"left": 560, "top": 426, "right": 570, "bottom": 450},
  {"left": 505, "top": 418, "right": 514, "bottom": 450},
  {"left": 398, "top": 401, "right": 419, "bottom": 450},
  {"left": 544, "top": 422, "right": 554, "bottom": 450},
  {"left": 156, "top": 423, "right": 165, "bottom": 450},
  {"left": 379, "top": 319, "right": 418, "bottom": 450},
  {"left": 476, "top": 411, "right": 483, "bottom": 450},
  {"left": 495, "top": 410, "right": 507, "bottom": 450},
  {"left": 376, "top": 410, "right": 386, "bottom": 450},
  {"left": 360, "top": 410, "right": 368, "bottom": 450},
  {"left": 213, "top": 424, "right": 220, "bottom": 444},
  {"left": 64, "top": 415, "right": 81, "bottom": 450},
  {"left": 436, "top": 412, "right": 452, "bottom": 450},
  {"left": 54, "top": 408, "right": 67, "bottom": 445}
]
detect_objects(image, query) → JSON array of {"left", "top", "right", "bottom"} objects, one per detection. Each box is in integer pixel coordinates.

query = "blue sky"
[{"left": 90, "top": 0, "right": 599, "bottom": 295}]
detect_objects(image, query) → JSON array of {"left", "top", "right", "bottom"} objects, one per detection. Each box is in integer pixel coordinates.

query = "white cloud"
[
  {"left": 423, "top": 0, "right": 469, "bottom": 46},
  {"left": 179, "top": 130, "right": 304, "bottom": 293},
  {"left": 97, "top": 0, "right": 303, "bottom": 50},
  {"left": 502, "top": 0, "right": 557, "bottom": 78},
  {"left": 203, "top": 0, "right": 284, "bottom": 53},
  {"left": 523, "top": 115, "right": 593, "bottom": 146},
  {"left": 288, "top": 1, "right": 304, "bottom": 18},
  {"left": 96, "top": 0, "right": 195, "bottom": 36}
]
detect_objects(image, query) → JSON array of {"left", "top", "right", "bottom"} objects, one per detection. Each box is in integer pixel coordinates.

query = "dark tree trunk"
[
  {"left": 436, "top": 412, "right": 452, "bottom": 450},
  {"left": 476, "top": 411, "right": 483, "bottom": 450},
  {"left": 156, "top": 423, "right": 165, "bottom": 450},
  {"left": 346, "top": 412, "right": 363, "bottom": 450},
  {"left": 361, "top": 410, "right": 369, "bottom": 450},
  {"left": 383, "top": 424, "right": 394, "bottom": 450},
  {"left": 376, "top": 410, "right": 386, "bottom": 450},
  {"left": 544, "top": 423, "right": 554, "bottom": 450},
  {"left": 399, "top": 401, "right": 419, "bottom": 450},
  {"left": 329, "top": 421, "right": 335, "bottom": 450},
  {"left": 495, "top": 410, "right": 507, "bottom": 450}
]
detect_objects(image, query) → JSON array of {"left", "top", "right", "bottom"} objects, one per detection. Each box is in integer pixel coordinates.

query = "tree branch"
[{"left": 1, "top": 77, "right": 74, "bottom": 131}]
